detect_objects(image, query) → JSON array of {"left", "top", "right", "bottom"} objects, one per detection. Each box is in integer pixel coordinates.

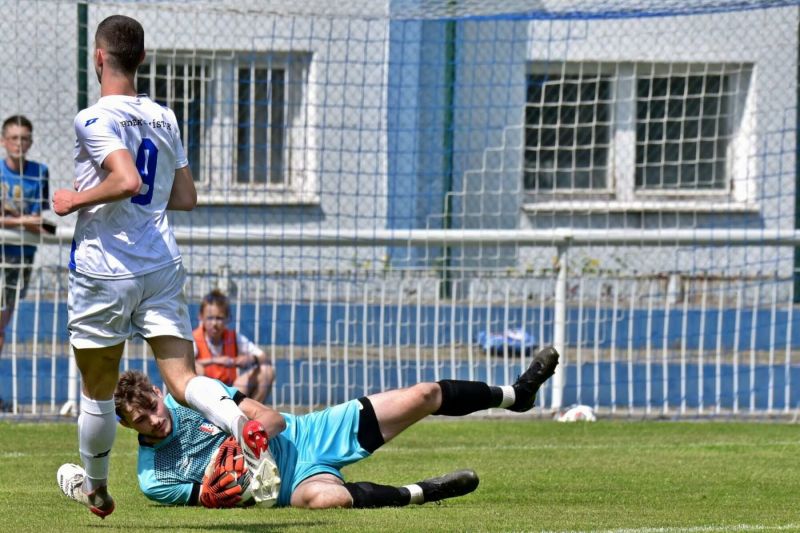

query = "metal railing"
[{"left": 1, "top": 227, "right": 798, "bottom": 417}]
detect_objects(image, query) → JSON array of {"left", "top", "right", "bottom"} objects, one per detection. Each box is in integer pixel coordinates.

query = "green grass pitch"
[{"left": 1, "top": 418, "right": 799, "bottom": 532}]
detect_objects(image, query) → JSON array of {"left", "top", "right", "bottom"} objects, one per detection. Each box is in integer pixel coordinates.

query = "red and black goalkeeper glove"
[
  {"left": 199, "top": 465, "right": 242, "bottom": 508},
  {"left": 215, "top": 436, "right": 245, "bottom": 475}
]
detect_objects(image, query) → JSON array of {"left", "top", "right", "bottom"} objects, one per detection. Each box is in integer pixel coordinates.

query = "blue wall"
[
  {"left": 9, "top": 301, "right": 800, "bottom": 350},
  {"left": 3, "top": 357, "right": 799, "bottom": 411}
]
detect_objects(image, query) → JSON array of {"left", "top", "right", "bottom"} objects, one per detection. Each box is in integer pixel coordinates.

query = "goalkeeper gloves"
[
  {"left": 215, "top": 436, "right": 245, "bottom": 474},
  {"left": 199, "top": 466, "right": 242, "bottom": 508}
]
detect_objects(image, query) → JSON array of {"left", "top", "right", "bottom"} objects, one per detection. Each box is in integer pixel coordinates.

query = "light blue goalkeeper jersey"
[
  {"left": 137, "top": 386, "right": 368, "bottom": 507},
  {"left": 136, "top": 388, "right": 235, "bottom": 505}
]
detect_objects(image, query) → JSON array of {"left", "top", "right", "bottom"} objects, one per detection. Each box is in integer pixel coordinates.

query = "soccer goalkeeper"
[{"left": 60, "top": 346, "right": 558, "bottom": 509}]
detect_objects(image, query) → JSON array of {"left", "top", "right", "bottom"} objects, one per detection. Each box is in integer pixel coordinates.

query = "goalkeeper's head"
[{"left": 114, "top": 370, "right": 173, "bottom": 442}]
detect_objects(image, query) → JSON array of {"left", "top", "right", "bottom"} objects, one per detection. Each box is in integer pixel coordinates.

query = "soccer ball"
[{"left": 555, "top": 404, "right": 597, "bottom": 423}]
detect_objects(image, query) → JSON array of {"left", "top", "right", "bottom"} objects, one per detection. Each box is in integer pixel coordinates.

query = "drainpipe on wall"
[{"left": 440, "top": 4, "right": 456, "bottom": 300}]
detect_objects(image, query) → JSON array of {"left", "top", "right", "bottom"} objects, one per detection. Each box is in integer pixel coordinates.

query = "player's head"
[
  {"left": 199, "top": 288, "right": 231, "bottom": 341},
  {"left": 114, "top": 370, "right": 172, "bottom": 441},
  {"left": 1, "top": 115, "right": 33, "bottom": 162},
  {"left": 94, "top": 15, "right": 145, "bottom": 80}
]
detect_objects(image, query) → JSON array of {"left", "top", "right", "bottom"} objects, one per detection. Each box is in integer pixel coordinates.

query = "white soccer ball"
[{"left": 555, "top": 404, "right": 597, "bottom": 423}]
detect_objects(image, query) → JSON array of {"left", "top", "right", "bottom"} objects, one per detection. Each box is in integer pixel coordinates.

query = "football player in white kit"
[{"left": 52, "top": 14, "right": 274, "bottom": 519}]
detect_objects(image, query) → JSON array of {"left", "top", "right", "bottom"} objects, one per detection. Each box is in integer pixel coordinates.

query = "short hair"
[
  {"left": 2, "top": 115, "right": 33, "bottom": 135},
  {"left": 114, "top": 370, "right": 158, "bottom": 420},
  {"left": 200, "top": 288, "right": 230, "bottom": 317},
  {"left": 95, "top": 15, "right": 145, "bottom": 74}
]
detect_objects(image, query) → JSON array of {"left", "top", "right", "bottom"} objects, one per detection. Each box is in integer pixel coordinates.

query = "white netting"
[{"left": 0, "top": 0, "right": 797, "bottom": 416}]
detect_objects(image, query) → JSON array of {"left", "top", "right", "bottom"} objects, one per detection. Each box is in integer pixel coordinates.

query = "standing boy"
[
  {"left": 0, "top": 115, "right": 50, "bottom": 357},
  {"left": 52, "top": 15, "right": 273, "bottom": 519}
]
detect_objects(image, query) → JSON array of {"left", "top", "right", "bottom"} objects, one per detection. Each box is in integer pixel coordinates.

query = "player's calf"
[
  {"left": 431, "top": 345, "right": 559, "bottom": 416},
  {"left": 344, "top": 469, "right": 479, "bottom": 508},
  {"left": 411, "top": 469, "right": 479, "bottom": 504}
]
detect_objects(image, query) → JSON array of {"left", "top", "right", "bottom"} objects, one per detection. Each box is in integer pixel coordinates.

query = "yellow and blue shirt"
[{"left": 0, "top": 159, "right": 49, "bottom": 258}]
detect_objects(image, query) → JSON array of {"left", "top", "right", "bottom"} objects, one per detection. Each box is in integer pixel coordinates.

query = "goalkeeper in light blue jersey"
[{"left": 100, "top": 346, "right": 557, "bottom": 510}]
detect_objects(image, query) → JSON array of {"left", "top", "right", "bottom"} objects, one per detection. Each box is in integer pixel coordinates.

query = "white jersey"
[{"left": 70, "top": 94, "right": 188, "bottom": 279}]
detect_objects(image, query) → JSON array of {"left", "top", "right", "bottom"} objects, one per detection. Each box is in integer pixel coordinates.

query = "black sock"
[
  {"left": 433, "top": 380, "right": 504, "bottom": 416},
  {"left": 344, "top": 482, "right": 411, "bottom": 508}
]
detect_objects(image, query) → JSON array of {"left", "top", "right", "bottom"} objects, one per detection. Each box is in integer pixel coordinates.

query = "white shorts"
[{"left": 68, "top": 263, "right": 193, "bottom": 349}]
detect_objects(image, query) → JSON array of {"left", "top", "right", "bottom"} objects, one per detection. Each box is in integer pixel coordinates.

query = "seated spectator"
[{"left": 193, "top": 289, "right": 275, "bottom": 402}]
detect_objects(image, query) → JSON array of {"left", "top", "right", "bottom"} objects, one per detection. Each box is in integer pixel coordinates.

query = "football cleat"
[
  {"left": 417, "top": 469, "right": 479, "bottom": 503},
  {"left": 56, "top": 463, "right": 115, "bottom": 519},
  {"left": 508, "top": 345, "right": 560, "bottom": 412},
  {"left": 238, "top": 419, "right": 281, "bottom": 506}
]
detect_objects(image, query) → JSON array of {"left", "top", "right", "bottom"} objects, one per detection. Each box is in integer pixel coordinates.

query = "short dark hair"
[
  {"left": 2, "top": 115, "right": 33, "bottom": 135},
  {"left": 114, "top": 370, "right": 158, "bottom": 421},
  {"left": 200, "top": 288, "right": 230, "bottom": 317},
  {"left": 95, "top": 15, "right": 145, "bottom": 74}
]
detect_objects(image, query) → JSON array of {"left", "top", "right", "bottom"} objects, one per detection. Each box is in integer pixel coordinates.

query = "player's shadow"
[
  {"left": 81, "top": 505, "right": 326, "bottom": 532},
  {"left": 88, "top": 521, "right": 327, "bottom": 532}
]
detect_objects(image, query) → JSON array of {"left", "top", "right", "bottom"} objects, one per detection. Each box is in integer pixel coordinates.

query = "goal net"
[{"left": 0, "top": 0, "right": 798, "bottom": 417}]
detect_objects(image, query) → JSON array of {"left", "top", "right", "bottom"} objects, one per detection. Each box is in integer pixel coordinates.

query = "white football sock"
[
  {"left": 498, "top": 385, "right": 516, "bottom": 408},
  {"left": 184, "top": 376, "right": 247, "bottom": 441},
  {"left": 78, "top": 394, "right": 116, "bottom": 489}
]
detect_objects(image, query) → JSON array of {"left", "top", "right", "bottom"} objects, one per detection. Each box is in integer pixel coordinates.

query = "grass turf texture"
[{"left": 1, "top": 419, "right": 799, "bottom": 532}]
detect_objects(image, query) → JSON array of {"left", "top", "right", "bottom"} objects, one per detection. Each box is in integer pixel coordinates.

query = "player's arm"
[
  {"left": 53, "top": 149, "right": 142, "bottom": 216},
  {"left": 0, "top": 213, "right": 43, "bottom": 232},
  {"left": 221, "top": 382, "right": 285, "bottom": 437},
  {"left": 239, "top": 397, "right": 286, "bottom": 437},
  {"left": 167, "top": 165, "right": 197, "bottom": 211},
  {"left": 3, "top": 171, "right": 50, "bottom": 232},
  {"left": 235, "top": 334, "right": 267, "bottom": 368},
  {"left": 198, "top": 356, "right": 236, "bottom": 367}
]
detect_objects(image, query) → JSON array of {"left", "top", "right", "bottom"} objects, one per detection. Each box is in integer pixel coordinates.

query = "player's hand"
[
  {"left": 52, "top": 189, "right": 77, "bottom": 216},
  {"left": 199, "top": 465, "right": 242, "bottom": 508},
  {"left": 234, "top": 355, "right": 256, "bottom": 368},
  {"left": 214, "top": 436, "right": 245, "bottom": 475}
]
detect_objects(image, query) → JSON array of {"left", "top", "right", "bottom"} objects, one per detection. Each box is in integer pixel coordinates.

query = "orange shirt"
[{"left": 193, "top": 325, "right": 238, "bottom": 385}]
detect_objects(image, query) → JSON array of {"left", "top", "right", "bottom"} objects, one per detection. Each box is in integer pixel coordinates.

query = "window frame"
[
  {"left": 523, "top": 62, "right": 616, "bottom": 201},
  {"left": 522, "top": 61, "right": 756, "bottom": 213},
  {"left": 137, "top": 49, "right": 317, "bottom": 206}
]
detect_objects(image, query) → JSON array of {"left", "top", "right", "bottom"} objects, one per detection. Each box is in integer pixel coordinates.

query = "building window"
[
  {"left": 137, "top": 51, "right": 314, "bottom": 204},
  {"left": 236, "top": 66, "right": 286, "bottom": 186},
  {"left": 137, "top": 59, "right": 211, "bottom": 182},
  {"left": 523, "top": 62, "right": 749, "bottom": 209},
  {"left": 524, "top": 72, "right": 612, "bottom": 192},
  {"left": 635, "top": 72, "right": 729, "bottom": 190}
]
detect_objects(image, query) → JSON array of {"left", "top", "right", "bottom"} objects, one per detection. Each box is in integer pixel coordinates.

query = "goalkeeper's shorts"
[{"left": 274, "top": 399, "right": 371, "bottom": 506}]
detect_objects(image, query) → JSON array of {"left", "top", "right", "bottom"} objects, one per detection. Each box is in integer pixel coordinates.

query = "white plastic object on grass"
[{"left": 555, "top": 404, "right": 597, "bottom": 422}]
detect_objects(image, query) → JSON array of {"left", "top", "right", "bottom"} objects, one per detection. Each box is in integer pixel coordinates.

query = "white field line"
[{"left": 545, "top": 524, "right": 800, "bottom": 533}]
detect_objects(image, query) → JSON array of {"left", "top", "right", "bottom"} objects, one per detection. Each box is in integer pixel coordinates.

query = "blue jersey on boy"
[{"left": 0, "top": 159, "right": 49, "bottom": 258}]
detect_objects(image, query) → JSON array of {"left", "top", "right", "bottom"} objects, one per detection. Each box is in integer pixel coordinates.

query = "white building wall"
[
  {"left": 449, "top": 6, "right": 798, "bottom": 277},
  {"left": 0, "top": 1, "right": 796, "bottom": 284}
]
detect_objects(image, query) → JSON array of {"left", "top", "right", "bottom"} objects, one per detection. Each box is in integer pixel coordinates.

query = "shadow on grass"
[{"left": 85, "top": 521, "right": 328, "bottom": 532}]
